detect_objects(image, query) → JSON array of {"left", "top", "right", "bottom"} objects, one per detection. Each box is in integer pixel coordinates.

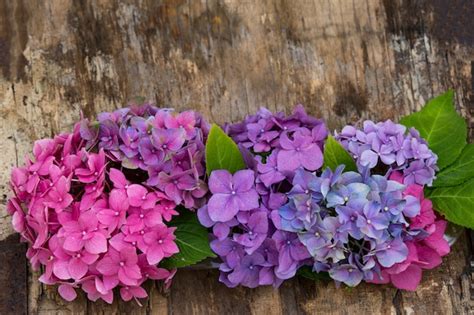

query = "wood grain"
[{"left": 0, "top": 0, "right": 473, "bottom": 314}]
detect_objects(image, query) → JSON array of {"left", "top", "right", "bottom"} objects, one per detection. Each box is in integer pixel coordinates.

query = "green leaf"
[
  {"left": 297, "top": 266, "right": 331, "bottom": 281},
  {"left": 427, "top": 178, "right": 474, "bottom": 229},
  {"left": 400, "top": 90, "right": 467, "bottom": 169},
  {"left": 160, "top": 210, "right": 216, "bottom": 268},
  {"left": 205, "top": 124, "right": 246, "bottom": 175},
  {"left": 322, "top": 135, "right": 357, "bottom": 172},
  {"left": 433, "top": 144, "right": 474, "bottom": 187}
]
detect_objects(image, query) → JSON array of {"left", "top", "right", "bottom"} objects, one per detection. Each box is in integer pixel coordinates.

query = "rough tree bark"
[{"left": 1, "top": 0, "right": 474, "bottom": 314}]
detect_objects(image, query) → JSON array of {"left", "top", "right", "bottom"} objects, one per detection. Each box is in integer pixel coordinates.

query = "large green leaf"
[
  {"left": 160, "top": 210, "right": 216, "bottom": 268},
  {"left": 205, "top": 124, "right": 246, "bottom": 175},
  {"left": 427, "top": 178, "right": 474, "bottom": 229},
  {"left": 322, "top": 135, "right": 357, "bottom": 172},
  {"left": 433, "top": 144, "right": 474, "bottom": 187},
  {"left": 400, "top": 91, "right": 467, "bottom": 169}
]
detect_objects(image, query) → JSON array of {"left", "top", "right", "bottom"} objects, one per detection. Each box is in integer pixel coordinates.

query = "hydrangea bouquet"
[{"left": 7, "top": 91, "right": 474, "bottom": 303}]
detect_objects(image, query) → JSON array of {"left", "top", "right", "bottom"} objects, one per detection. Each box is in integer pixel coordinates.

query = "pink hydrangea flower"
[{"left": 7, "top": 122, "right": 180, "bottom": 304}]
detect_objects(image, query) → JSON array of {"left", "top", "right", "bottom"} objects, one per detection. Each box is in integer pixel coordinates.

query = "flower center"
[
  {"left": 119, "top": 261, "right": 125, "bottom": 267},
  {"left": 82, "top": 231, "right": 87, "bottom": 236},
  {"left": 367, "top": 219, "right": 372, "bottom": 224},
  {"left": 286, "top": 240, "right": 291, "bottom": 245},
  {"left": 114, "top": 211, "right": 119, "bottom": 216},
  {"left": 343, "top": 196, "right": 349, "bottom": 202},
  {"left": 384, "top": 206, "right": 389, "bottom": 211},
  {"left": 140, "top": 230, "right": 145, "bottom": 235},
  {"left": 231, "top": 191, "right": 236, "bottom": 195},
  {"left": 163, "top": 144, "right": 168, "bottom": 149},
  {"left": 139, "top": 214, "right": 144, "bottom": 218},
  {"left": 158, "top": 239, "right": 163, "bottom": 244},
  {"left": 387, "top": 245, "right": 391, "bottom": 249},
  {"left": 314, "top": 232, "right": 320, "bottom": 237},
  {"left": 348, "top": 268, "right": 353, "bottom": 273},
  {"left": 94, "top": 172, "right": 98, "bottom": 176},
  {"left": 249, "top": 265, "right": 254, "bottom": 270}
]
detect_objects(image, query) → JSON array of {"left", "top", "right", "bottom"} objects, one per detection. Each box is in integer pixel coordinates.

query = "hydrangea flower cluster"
[
  {"left": 7, "top": 123, "right": 179, "bottom": 304},
  {"left": 369, "top": 171, "right": 450, "bottom": 290},
  {"left": 80, "top": 104, "right": 210, "bottom": 209},
  {"left": 198, "top": 106, "right": 328, "bottom": 288},
  {"left": 279, "top": 166, "right": 423, "bottom": 286},
  {"left": 336, "top": 120, "right": 438, "bottom": 186}
]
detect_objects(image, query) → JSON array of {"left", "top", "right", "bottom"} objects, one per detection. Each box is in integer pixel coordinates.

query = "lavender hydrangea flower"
[
  {"left": 336, "top": 120, "right": 438, "bottom": 186},
  {"left": 278, "top": 166, "right": 418, "bottom": 287},
  {"left": 198, "top": 106, "right": 328, "bottom": 288},
  {"left": 80, "top": 103, "right": 210, "bottom": 209},
  {"left": 207, "top": 170, "right": 259, "bottom": 222}
]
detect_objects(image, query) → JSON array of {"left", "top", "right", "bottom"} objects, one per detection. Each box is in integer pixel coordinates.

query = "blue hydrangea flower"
[{"left": 278, "top": 166, "right": 419, "bottom": 287}]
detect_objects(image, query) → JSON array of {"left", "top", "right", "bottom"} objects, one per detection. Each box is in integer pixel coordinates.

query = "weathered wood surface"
[{"left": 1, "top": 0, "right": 474, "bottom": 314}]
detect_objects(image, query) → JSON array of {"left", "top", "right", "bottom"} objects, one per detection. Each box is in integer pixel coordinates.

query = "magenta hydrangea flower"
[
  {"left": 7, "top": 123, "right": 180, "bottom": 304},
  {"left": 80, "top": 104, "right": 210, "bottom": 209}
]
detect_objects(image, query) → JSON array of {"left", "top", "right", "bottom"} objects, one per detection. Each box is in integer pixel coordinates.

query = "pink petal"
[
  {"left": 131, "top": 286, "right": 148, "bottom": 298},
  {"left": 146, "top": 245, "right": 164, "bottom": 265},
  {"left": 58, "top": 284, "right": 77, "bottom": 302},
  {"left": 85, "top": 233, "right": 107, "bottom": 254},
  {"left": 120, "top": 287, "right": 133, "bottom": 301},
  {"left": 53, "top": 260, "right": 71, "bottom": 280},
  {"left": 123, "top": 265, "right": 142, "bottom": 280},
  {"left": 63, "top": 236, "right": 84, "bottom": 252},
  {"left": 110, "top": 189, "right": 129, "bottom": 212},
  {"left": 102, "top": 275, "right": 119, "bottom": 291},
  {"left": 68, "top": 258, "right": 88, "bottom": 280},
  {"left": 162, "top": 240, "right": 179, "bottom": 256},
  {"left": 127, "top": 185, "right": 148, "bottom": 207},
  {"left": 109, "top": 168, "right": 128, "bottom": 188},
  {"left": 96, "top": 258, "right": 119, "bottom": 276},
  {"left": 416, "top": 245, "right": 442, "bottom": 270},
  {"left": 390, "top": 265, "right": 422, "bottom": 291},
  {"left": 118, "top": 268, "right": 138, "bottom": 286}
]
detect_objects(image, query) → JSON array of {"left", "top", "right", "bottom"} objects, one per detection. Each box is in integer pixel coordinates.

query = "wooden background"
[{"left": 1, "top": 0, "right": 474, "bottom": 314}]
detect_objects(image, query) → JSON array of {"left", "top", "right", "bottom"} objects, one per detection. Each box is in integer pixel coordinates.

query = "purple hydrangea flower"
[
  {"left": 80, "top": 104, "right": 210, "bottom": 209},
  {"left": 336, "top": 120, "right": 438, "bottom": 186},
  {"left": 198, "top": 106, "right": 328, "bottom": 288}
]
